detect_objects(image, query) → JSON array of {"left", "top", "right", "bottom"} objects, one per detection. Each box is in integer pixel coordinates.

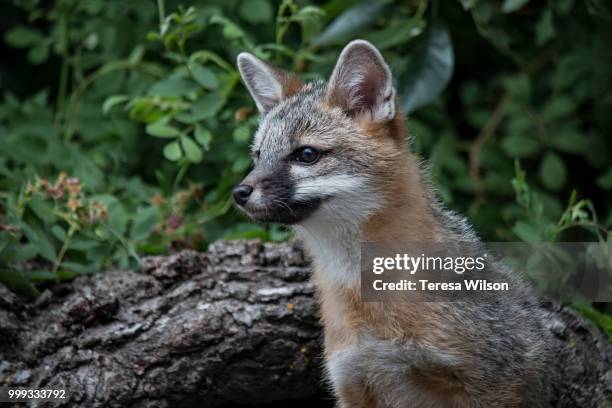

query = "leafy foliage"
[{"left": 0, "top": 0, "right": 610, "bottom": 336}]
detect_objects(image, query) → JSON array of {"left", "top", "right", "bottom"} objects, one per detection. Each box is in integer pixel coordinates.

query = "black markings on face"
[{"left": 248, "top": 161, "right": 322, "bottom": 224}]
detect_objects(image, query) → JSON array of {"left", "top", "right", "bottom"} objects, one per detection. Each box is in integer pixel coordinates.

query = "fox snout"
[{"left": 233, "top": 165, "right": 323, "bottom": 225}]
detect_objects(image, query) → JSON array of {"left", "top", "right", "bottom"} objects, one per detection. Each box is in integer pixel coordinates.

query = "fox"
[{"left": 233, "top": 40, "right": 552, "bottom": 407}]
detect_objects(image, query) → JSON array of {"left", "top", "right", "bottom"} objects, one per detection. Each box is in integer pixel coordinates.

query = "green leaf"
[
  {"left": 4, "top": 26, "right": 43, "bottom": 48},
  {"left": 292, "top": 6, "right": 326, "bottom": 43},
  {"left": 233, "top": 125, "right": 251, "bottom": 143},
  {"left": 128, "top": 45, "right": 144, "bottom": 64},
  {"left": 364, "top": 17, "right": 425, "bottom": 50},
  {"left": 536, "top": 9, "right": 556, "bottom": 46},
  {"left": 200, "top": 198, "right": 233, "bottom": 223},
  {"left": 95, "top": 195, "right": 128, "bottom": 237},
  {"left": 513, "top": 221, "right": 541, "bottom": 243},
  {"left": 1, "top": 232, "right": 21, "bottom": 261},
  {"left": 103, "top": 95, "right": 130, "bottom": 114},
  {"left": 68, "top": 234, "right": 99, "bottom": 251},
  {"left": 190, "top": 64, "right": 220, "bottom": 90},
  {"left": 194, "top": 125, "right": 213, "bottom": 148},
  {"left": 550, "top": 128, "right": 587, "bottom": 154},
  {"left": 0, "top": 269, "right": 39, "bottom": 297},
  {"left": 146, "top": 122, "right": 180, "bottom": 138},
  {"left": 28, "top": 195, "right": 56, "bottom": 224},
  {"left": 555, "top": 0, "right": 575, "bottom": 14},
  {"left": 163, "top": 141, "right": 182, "bottom": 161},
  {"left": 534, "top": 191, "right": 563, "bottom": 220},
  {"left": 27, "top": 270, "right": 57, "bottom": 281},
  {"left": 73, "top": 154, "right": 104, "bottom": 191},
  {"left": 106, "top": 200, "right": 128, "bottom": 237},
  {"left": 61, "top": 261, "right": 98, "bottom": 274},
  {"left": 148, "top": 78, "right": 195, "bottom": 97},
  {"left": 128, "top": 97, "right": 164, "bottom": 123},
  {"left": 28, "top": 43, "right": 49, "bottom": 64},
  {"left": 501, "top": 0, "right": 531, "bottom": 13},
  {"left": 174, "top": 111, "right": 199, "bottom": 125},
  {"left": 239, "top": 0, "right": 273, "bottom": 24},
  {"left": 539, "top": 152, "right": 566, "bottom": 191},
  {"left": 503, "top": 75, "right": 531, "bottom": 102},
  {"left": 459, "top": 82, "right": 480, "bottom": 106},
  {"left": 459, "top": 0, "right": 479, "bottom": 10},
  {"left": 501, "top": 135, "right": 542, "bottom": 158},
  {"left": 223, "top": 223, "right": 268, "bottom": 240},
  {"left": 191, "top": 93, "right": 224, "bottom": 121},
  {"left": 313, "top": 1, "right": 388, "bottom": 46},
  {"left": 541, "top": 96, "right": 574, "bottom": 120},
  {"left": 210, "top": 15, "right": 246, "bottom": 40},
  {"left": 130, "top": 206, "right": 161, "bottom": 241},
  {"left": 223, "top": 24, "right": 244, "bottom": 41},
  {"left": 13, "top": 243, "right": 38, "bottom": 262},
  {"left": 181, "top": 136, "right": 203, "bottom": 163},
  {"left": 596, "top": 167, "right": 612, "bottom": 190},
  {"left": 56, "top": 269, "right": 79, "bottom": 280},
  {"left": 268, "top": 224, "right": 291, "bottom": 241},
  {"left": 399, "top": 23, "right": 454, "bottom": 113},
  {"left": 466, "top": 109, "right": 490, "bottom": 128},
  {"left": 232, "top": 156, "right": 252, "bottom": 173},
  {"left": 32, "top": 228, "right": 56, "bottom": 261},
  {"left": 50, "top": 225, "right": 66, "bottom": 241}
]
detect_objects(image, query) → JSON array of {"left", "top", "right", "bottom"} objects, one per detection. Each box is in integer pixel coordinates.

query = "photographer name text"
[
  {"left": 372, "top": 279, "right": 509, "bottom": 292},
  {"left": 371, "top": 253, "right": 509, "bottom": 292}
]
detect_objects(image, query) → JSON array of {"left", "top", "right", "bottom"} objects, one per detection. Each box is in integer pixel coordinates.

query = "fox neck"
[
  {"left": 363, "top": 153, "right": 444, "bottom": 244},
  {"left": 294, "top": 150, "right": 444, "bottom": 291}
]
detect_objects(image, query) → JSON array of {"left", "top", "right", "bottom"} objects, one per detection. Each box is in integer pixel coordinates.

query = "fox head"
[{"left": 234, "top": 40, "right": 408, "bottom": 227}]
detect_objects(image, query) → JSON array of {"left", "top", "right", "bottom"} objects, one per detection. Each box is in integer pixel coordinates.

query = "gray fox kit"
[{"left": 234, "top": 40, "right": 551, "bottom": 407}]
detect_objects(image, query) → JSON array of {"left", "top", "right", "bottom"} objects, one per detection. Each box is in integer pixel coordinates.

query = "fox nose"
[{"left": 233, "top": 184, "right": 254, "bottom": 206}]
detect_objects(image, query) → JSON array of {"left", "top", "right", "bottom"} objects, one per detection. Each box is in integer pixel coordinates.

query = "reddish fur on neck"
[{"left": 357, "top": 109, "right": 443, "bottom": 243}]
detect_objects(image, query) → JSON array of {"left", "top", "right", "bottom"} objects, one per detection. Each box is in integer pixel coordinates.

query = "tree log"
[{"left": 0, "top": 240, "right": 610, "bottom": 407}]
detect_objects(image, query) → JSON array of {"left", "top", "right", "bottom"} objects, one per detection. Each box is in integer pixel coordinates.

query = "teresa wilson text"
[{"left": 373, "top": 279, "right": 510, "bottom": 292}]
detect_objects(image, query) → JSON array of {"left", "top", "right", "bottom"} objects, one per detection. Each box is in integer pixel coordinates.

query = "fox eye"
[{"left": 293, "top": 146, "right": 320, "bottom": 164}]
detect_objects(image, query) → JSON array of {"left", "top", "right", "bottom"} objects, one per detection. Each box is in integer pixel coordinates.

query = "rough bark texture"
[{"left": 0, "top": 240, "right": 610, "bottom": 407}]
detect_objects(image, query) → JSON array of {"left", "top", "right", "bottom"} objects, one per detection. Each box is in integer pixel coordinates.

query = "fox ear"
[
  {"left": 326, "top": 40, "right": 396, "bottom": 123},
  {"left": 237, "top": 53, "right": 304, "bottom": 114}
]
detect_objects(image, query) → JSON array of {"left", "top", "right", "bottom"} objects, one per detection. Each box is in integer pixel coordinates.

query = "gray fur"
[{"left": 236, "top": 41, "right": 553, "bottom": 408}]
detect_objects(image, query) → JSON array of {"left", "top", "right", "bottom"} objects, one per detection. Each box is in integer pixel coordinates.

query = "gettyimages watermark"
[{"left": 361, "top": 242, "right": 612, "bottom": 302}]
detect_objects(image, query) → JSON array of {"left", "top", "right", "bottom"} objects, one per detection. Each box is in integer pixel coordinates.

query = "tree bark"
[{"left": 0, "top": 240, "right": 610, "bottom": 407}]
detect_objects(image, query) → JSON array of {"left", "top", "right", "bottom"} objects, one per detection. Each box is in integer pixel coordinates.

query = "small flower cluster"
[
  {"left": 150, "top": 185, "right": 205, "bottom": 247},
  {"left": 26, "top": 172, "right": 108, "bottom": 225}
]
